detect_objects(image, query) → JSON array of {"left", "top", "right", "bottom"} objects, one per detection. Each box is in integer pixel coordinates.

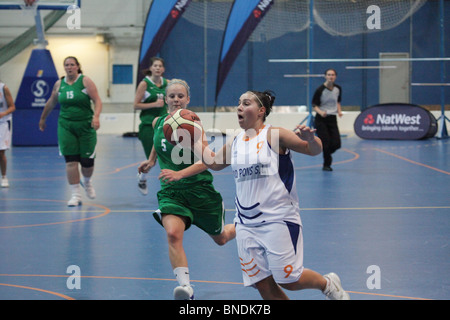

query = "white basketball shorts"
[
  {"left": 0, "top": 121, "right": 11, "bottom": 150},
  {"left": 236, "top": 221, "right": 304, "bottom": 287}
]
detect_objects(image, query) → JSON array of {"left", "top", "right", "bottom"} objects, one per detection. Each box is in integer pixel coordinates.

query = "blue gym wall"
[{"left": 160, "top": 1, "right": 449, "bottom": 110}]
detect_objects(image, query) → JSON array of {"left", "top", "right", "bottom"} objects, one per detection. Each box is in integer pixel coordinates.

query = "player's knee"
[
  {"left": 165, "top": 228, "right": 183, "bottom": 245},
  {"left": 80, "top": 158, "right": 94, "bottom": 168},
  {"left": 212, "top": 235, "right": 227, "bottom": 246},
  {"left": 162, "top": 215, "right": 188, "bottom": 245}
]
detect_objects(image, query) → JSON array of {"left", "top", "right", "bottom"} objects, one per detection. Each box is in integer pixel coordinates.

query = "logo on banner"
[
  {"left": 363, "top": 114, "right": 375, "bottom": 125},
  {"left": 254, "top": 0, "right": 273, "bottom": 17},
  {"left": 31, "top": 80, "right": 49, "bottom": 98},
  {"left": 171, "top": 0, "right": 189, "bottom": 19},
  {"left": 30, "top": 71, "right": 50, "bottom": 107},
  {"left": 257, "top": 0, "right": 273, "bottom": 11},
  {"left": 361, "top": 112, "right": 422, "bottom": 131},
  {"left": 174, "top": 0, "right": 189, "bottom": 13}
]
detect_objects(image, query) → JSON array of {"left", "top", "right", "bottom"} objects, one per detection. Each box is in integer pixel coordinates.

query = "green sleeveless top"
[
  {"left": 139, "top": 76, "right": 168, "bottom": 125},
  {"left": 58, "top": 74, "right": 93, "bottom": 121},
  {"left": 153, "top": 115, "right": 213, "bottom": 189}
]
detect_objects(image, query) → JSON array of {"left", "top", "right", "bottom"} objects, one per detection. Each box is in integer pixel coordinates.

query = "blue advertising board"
[
  {"left": 354, "top": 103, "right": 437, "bottom": 140},
  {"left": 12, "top": 49, "right": 59, "bottom": 146}
]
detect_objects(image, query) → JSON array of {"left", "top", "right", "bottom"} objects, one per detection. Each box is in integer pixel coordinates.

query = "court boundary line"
[
  {"left": 0, "top": 199, "right": 111, "bottom": 229},
  {"left": 0, "top": 283, "right": 75, "bottom": 300},
  {"left": 292, "top": 147, "right": 359, "bottom": 170},
  {"left": 5, "top": 204, "right": 447, "bottom": 215},
  {"left": 299, "top": 206, "right": 450, "bottom": 211},
  {"left": 0, "top": 274, "right": 432, "bottom": 300},
  {"left": 373, "top": 148, "right": 450, "bottom": 175}
]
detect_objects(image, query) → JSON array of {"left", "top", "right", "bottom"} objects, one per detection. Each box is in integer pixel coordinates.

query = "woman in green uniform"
[
  {"left": 134, "top": 57, "right": 169, "bottom": 195},
  {"left": 138, "top": 79, "right": 235, "bottom": 300},
  {"left": 39, "top": 56, "right": 102, "bottom": 207}
]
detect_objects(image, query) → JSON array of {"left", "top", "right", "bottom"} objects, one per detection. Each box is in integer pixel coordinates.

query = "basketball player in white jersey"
[
  {"left": 0, "top": 81, "right": 16, "bottom": 188},
  {"left": 193, "top": 90, "right": 350, "bottom": 300}
]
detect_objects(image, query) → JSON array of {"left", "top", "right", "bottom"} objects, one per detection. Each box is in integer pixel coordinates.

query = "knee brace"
[
  {"left": 80, "top": 157, "right": 94, "bottom": 168},
  {"left": 64, "top": 155, "right": 81, "bottom": 163}
]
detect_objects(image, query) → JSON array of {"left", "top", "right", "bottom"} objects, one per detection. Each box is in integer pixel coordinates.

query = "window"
[{"left": 112, "top": 64, "right": 133, "bottom": 84}]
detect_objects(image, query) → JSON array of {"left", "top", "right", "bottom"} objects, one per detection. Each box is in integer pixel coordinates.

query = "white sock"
[
  {"left": 139, "top": 172, "right": 147, "bottom": 181},
  {"left": 83, "top": 176, "right": 91, "bottom": 185},
  {"left": 174, "top": 267, "right": 190, "bottom": 287},
  {"left": 70, "top": 183, "right": 81, "bottom": 197},
  {"left": 323, "top": 276, "right": 331, "bottom": 294}
]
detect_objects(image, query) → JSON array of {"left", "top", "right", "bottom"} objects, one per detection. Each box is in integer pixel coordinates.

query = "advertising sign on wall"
[{"left": 354, "top": 103, "right": 437, "bottom": 140}]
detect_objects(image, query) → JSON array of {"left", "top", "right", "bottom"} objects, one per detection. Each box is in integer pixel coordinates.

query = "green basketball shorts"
[
  {"left": 157, "top": 182, "right": 225, "bottom": 235},
  {"left": 58, "top": 118, "right": 97, "bottom": 158}
]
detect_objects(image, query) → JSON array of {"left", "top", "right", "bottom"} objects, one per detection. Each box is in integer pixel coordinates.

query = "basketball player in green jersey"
[
  {"left": 138, "top": 79, "right": 235, "bottom": 300},
  {"left": 39, "top": 56, "right": 102, "bottom": 207},
  {"left": 134, "top": 57, "right": 169, "bottom": 195}
]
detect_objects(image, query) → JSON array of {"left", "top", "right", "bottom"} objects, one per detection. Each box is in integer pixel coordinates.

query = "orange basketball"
[{"left": 163, "top": 109, "right": 203, "bottom": 146}]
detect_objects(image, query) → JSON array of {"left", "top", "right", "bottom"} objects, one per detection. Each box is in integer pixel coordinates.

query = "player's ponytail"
[
  {"left": 247, "top": 90, "right": 276, "bottom": 121},
  {"left": 259, "top": 90, "right": 276, "bottom": 120}
]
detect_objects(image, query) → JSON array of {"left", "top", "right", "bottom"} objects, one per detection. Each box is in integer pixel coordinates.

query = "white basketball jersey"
[
  {"left": 0, "top": 82, "right": 12, "bottom": 123},
  {"left": 231, "top": 125, "right": 302, "bottom": 227}
]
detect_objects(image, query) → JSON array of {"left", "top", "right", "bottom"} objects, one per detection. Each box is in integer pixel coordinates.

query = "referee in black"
[{"left": 312, "top": 68, "right": 343, "bottom": 171}]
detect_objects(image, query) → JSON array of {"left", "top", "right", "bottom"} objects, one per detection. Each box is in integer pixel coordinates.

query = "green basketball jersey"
[
  {"left": 139, "top": 76, "right": 168, "bottom": 125},
  {"left": 153, "top": 115, "right": 213, "bottom": 190},
  {"left": 58, "top": 74, "right": 93, "bottom": 121}
]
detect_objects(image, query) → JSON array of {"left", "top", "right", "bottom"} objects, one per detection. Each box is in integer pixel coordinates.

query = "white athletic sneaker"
[
  {"left": 173, "top": 285, "right": 194, "bottom": 300},
  {"left": 81, "top": 181, "right": 96, "bottom": 199},
  {"left": 67, "top": 195, "right": 82, "bottom": 207},
  {"left": 323, "top": 272, "right": 350, "bottom": 300},
  {"left": 1, "top": 178, "right": 9, "bottom": 188},
  {"left": 137, "top": 173, "right": 148, "bottom": 196}
]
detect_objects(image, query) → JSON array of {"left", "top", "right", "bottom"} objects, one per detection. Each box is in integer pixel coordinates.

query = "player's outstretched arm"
[
  {"left": 192, "top": 132, "right": 232, "bottom": 171},
  {"left": 270, "top": 125, "right": 322, "bottom": 156}
]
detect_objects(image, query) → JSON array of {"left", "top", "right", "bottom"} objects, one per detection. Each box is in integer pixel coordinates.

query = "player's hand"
[
  {"left": 158, "top": 169, "right": 182, "bottom": 184},
  {"left": 39, "top": 119, "right": 46, "bottom": 132},
  {"left": 138, "top": 160, "right": 154, "bottom": 174},
  {"left": 294, "top": 124, "right": 317, "bottom": 142},
  {"left": 155, "top": 94, "right": 165, "bottom": 108},
  {"left": 91, "top": 116, "right": 100, "bottom": 130}
]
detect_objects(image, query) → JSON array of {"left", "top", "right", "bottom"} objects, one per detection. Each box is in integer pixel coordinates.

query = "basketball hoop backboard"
[{"left": 0, "top": 0, "right": 79, "bottom": 10}]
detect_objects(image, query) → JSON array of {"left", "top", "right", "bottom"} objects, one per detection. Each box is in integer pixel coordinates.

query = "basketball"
[{"left": 163, "top": 109, "right": 203, "bottom": 147}]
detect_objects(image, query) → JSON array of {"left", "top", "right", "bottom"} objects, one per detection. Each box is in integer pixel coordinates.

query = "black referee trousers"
[{"left": 314, "top": 114, "right": 341, "bottom": 167}]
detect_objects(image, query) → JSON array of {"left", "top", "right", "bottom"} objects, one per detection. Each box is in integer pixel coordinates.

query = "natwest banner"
[
  {"left": 137, "top": 0, "right": 191, "bottom": 84},
  {"left": 354, "top": 103, "right": 437, "bottom": 140},
  {"left": 215, "top": 0, "right": 274, "bottom": 104}
]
